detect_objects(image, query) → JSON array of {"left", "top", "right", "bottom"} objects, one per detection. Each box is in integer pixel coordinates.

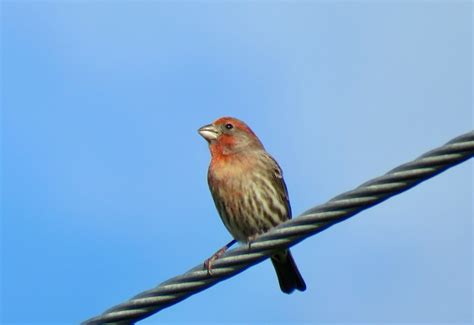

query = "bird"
[{"left": 198, "top": 116, "right": 306, "bottom": 294}]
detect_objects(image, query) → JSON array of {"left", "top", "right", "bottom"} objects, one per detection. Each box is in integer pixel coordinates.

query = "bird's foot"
[
  {"left": 204, "top": 247, "right": 227, "bottom": 275},
  {"left": 247, "top": 234, "right": 258, "bottom": 250},
  {"left": 204, "top": 239, "right": 237, "bottom": 275}
]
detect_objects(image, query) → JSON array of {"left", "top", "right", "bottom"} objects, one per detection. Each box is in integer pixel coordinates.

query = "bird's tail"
[{"left": 271, "top": 249, "right": 306, "bottom": 294}]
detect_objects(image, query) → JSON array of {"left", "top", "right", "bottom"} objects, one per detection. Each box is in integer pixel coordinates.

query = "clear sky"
[{"left": 1, "top": 1, "right": 472, "bottom": 324}]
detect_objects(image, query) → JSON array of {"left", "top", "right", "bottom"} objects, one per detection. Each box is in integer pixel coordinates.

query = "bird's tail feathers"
[{"left": 271, "top": 249, "right": 306, "bottom": 294}]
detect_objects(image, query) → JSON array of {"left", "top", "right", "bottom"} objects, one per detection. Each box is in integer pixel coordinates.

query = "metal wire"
[{"left": 83, "top": 131, "right": 474, "bottom": 325}]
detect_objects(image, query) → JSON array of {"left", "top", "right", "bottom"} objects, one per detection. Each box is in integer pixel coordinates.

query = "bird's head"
[{"left": 198, "top": 117, "right": 264, "bottom": 156}]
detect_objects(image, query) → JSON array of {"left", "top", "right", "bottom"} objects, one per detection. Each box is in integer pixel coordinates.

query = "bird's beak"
[{"left": 198, "top": 124, "right": 219, "bottom": 142}]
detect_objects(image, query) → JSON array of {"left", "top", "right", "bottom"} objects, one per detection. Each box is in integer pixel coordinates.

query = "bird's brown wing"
[{"left": 263, "top": 152, "right": 292, "bottom": 220}]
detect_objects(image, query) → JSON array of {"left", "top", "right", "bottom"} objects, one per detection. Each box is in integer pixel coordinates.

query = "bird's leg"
[
  {"left": 204, "top": 239, "right": 237, "bottom": 275},
  {"left": 247, "top": 234, "right": 258, "bottom": 250}
]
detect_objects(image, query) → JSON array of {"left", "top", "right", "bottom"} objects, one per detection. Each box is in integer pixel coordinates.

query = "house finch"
[{"left": 198, "top": 117, "right": 306, "bottom": 294}]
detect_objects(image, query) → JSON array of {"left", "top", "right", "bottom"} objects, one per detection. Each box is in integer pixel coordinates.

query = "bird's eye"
[{"left": 225, "top": 123, "right": 233, "bottom": 130}]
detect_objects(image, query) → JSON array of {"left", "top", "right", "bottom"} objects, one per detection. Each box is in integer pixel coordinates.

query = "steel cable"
[{"left": 83, "top": 130, "right": 474, "bottom": 324}]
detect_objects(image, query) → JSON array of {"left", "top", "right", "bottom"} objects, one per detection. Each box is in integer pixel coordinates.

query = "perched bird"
[{"left": 198, "top": 117, "right": 306, "bottom": 294}]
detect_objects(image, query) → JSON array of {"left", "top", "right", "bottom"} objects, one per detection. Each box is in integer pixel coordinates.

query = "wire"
[{"left": 83, "top": 130, "right": 474, "bottom": 324}]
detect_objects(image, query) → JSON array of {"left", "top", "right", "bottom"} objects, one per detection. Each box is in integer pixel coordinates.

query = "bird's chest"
[{"left": 208, "top": 158, "right": 252, "bottom": 197}]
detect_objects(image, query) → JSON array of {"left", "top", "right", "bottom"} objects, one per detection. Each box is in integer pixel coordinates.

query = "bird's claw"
[
  {"left": 204, "top": 256, "right": 216, "bottom": 275},
  {"left": 204, "top": 246, "right": 228, "bottom": 276},
  {"left": 247, "top": 235, "right": 257, "bottom": 251}
]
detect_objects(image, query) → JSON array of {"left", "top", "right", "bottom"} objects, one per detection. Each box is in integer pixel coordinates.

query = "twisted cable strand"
[{"left": 83, "top": 131, "right": 474, "bottom": 325}]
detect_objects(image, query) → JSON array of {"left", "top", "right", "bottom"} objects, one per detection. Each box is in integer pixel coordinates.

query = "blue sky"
[{"left": 1, "top": 1, "right": 472, "bottom": 324}]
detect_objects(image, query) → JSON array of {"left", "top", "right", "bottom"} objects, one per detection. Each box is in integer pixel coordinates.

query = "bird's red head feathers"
[{"left": 198, "top": 117, "right": 264, "bottom": 157}]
